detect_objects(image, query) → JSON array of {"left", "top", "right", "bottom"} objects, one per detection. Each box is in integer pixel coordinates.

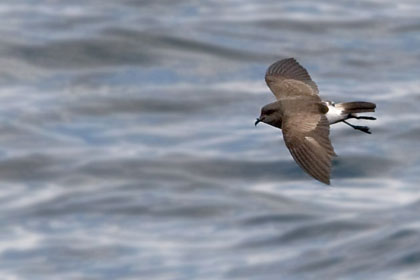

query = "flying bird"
[{"left": 255, "top": 58, "right": 376, "bottom": 184}]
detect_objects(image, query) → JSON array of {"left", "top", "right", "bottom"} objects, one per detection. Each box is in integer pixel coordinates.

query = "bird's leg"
[
  {"left": 349, "top": 115, "right": 376, "bottom": 121},
  {"left": 342, "top": 120, "right": 371, "bottom": 134}
]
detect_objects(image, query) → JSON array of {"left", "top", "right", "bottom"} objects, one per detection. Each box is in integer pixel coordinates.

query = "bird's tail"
[{"left": 335, "top": 101, "right": 376, "bottom": 114}]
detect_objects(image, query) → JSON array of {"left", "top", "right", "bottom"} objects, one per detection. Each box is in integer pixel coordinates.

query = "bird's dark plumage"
[
  {"left": 260, "top": 58, "right": 335, "bottom": 184},
  {"left": 257, "top": 58, "right": 376, "bottom": 184}
]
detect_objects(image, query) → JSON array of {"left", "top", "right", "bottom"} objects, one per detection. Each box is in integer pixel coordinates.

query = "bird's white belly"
[{"left": 325, "top": 104, "right": 346, "bottom": 124}]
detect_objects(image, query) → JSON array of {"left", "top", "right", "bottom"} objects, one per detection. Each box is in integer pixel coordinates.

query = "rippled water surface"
[{"left": 1, "top": 1, "right": 420, "bottom": 279}]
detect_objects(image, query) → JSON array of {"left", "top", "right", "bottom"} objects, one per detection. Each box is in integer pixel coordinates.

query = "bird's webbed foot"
[{"left": 342, "top": 120, "right": 372, "bottom": 134}]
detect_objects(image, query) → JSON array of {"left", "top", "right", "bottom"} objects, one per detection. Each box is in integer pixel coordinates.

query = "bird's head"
[{"left": 255, "top": 102, "right": 282, "bottom": 128}]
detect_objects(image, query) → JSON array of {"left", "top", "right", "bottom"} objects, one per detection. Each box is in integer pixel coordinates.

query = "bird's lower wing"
[{"left": 282, "top": 114, "right": 335, "bottom": 185}]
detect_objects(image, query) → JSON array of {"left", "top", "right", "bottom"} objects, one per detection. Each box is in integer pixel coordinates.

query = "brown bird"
[{"left": 255, "top": 58, "right": 376, "bottom": 184}]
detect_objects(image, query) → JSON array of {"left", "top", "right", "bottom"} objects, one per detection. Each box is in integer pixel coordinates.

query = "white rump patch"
[{"left": 325, "top": 104, "right": 345, "bottom": 124}]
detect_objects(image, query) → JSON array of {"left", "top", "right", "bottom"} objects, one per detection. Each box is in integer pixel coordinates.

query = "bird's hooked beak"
[{"left": 255, "top": 118, "right": 261, "bottom": 126}]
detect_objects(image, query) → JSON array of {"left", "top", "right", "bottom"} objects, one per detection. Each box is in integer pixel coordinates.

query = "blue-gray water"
[{"left": 1, "top": 1, "right": 420, "bottom": 279}]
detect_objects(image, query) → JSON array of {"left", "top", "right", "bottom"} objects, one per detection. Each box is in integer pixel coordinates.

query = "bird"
[{"left": 255, "top": 58, "right": 376, "bottom": 184}]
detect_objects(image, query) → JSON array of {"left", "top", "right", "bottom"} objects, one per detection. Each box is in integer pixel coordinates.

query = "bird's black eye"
[{"left": 265, "top": 109, "right": 275, "bottom": 115}]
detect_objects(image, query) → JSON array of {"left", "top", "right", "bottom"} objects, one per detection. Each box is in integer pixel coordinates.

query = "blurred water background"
[{"left": 1, "top": 0, "right": 420, "bottom": 279}]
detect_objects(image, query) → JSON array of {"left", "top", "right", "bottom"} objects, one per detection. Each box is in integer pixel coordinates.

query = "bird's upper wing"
[
  {"left": 281, "top": 101, "right": 335, "bottom": 184},
  {"left": 265, "top": 58, "right": 319, "bottom": 100}
]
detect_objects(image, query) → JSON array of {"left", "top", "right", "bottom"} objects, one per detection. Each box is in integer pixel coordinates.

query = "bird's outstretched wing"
[
  {"left": 281, "top": 105, "right": 336, "bottom": 185},
  {"left": 265, "top": 58, "right": 319, "bottom": 100}
]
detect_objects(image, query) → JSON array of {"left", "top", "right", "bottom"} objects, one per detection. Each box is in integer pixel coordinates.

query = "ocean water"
[{"left": 1, "top": 0, "right": 420, "bottom": 279}]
